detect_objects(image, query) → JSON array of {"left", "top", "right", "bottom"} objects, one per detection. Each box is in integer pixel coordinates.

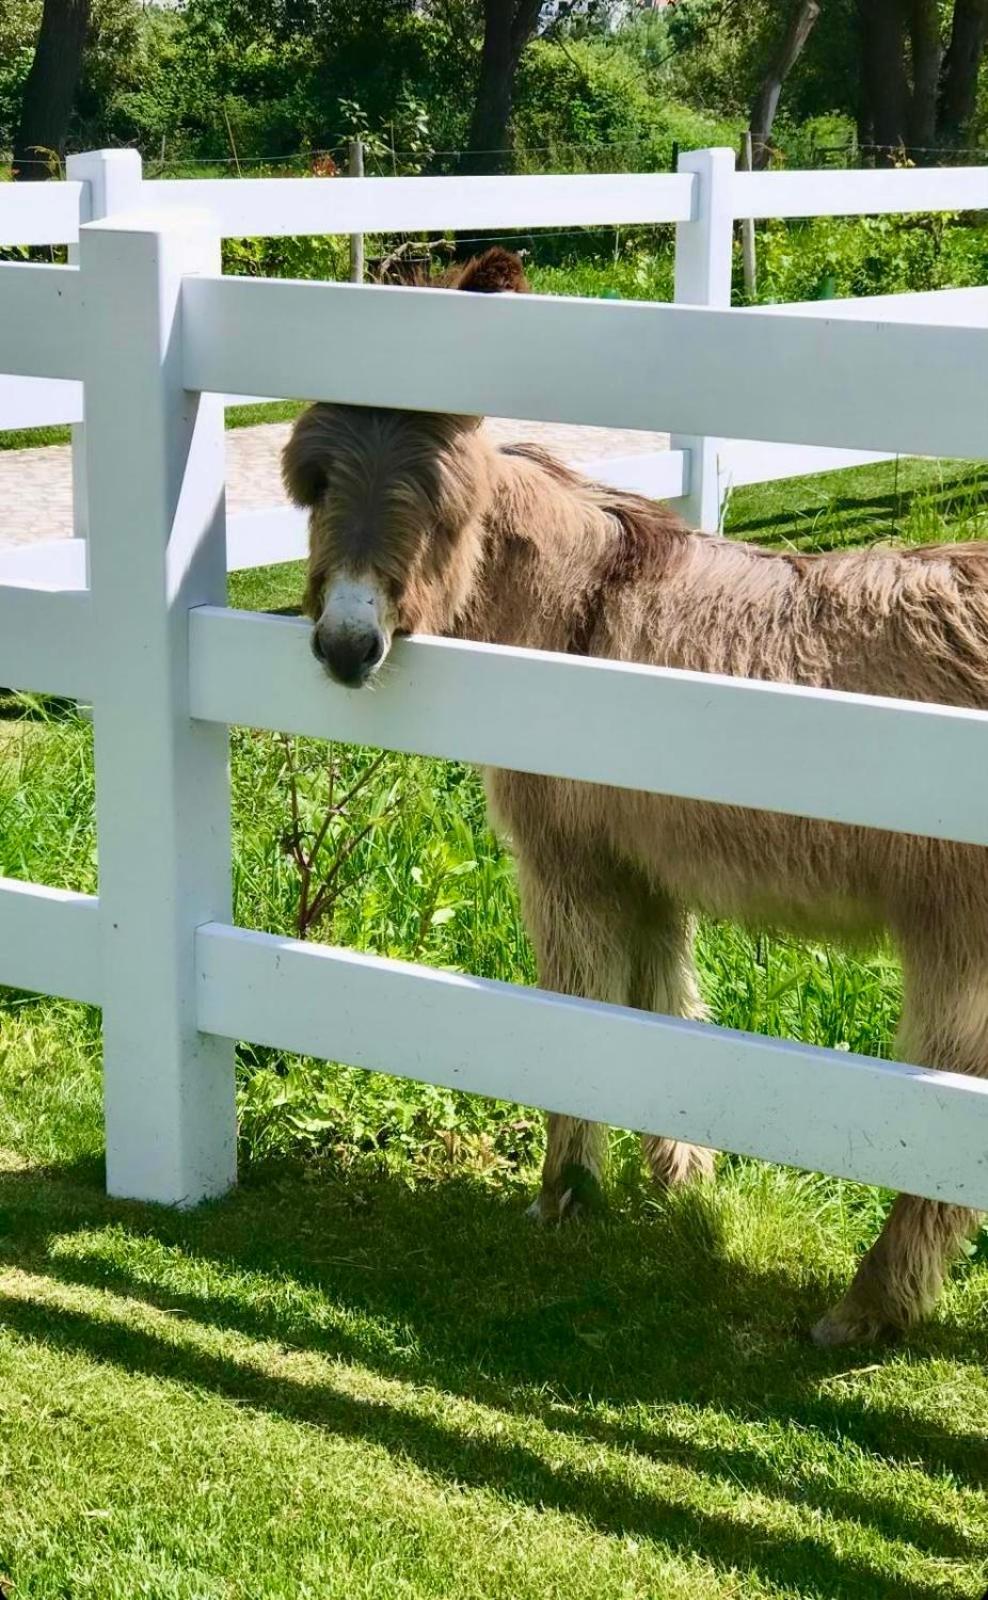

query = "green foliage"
[
  {"left": 221, "top": 231, "right": 349, "bottom": 280},
  {"left": 656, "top": 0, "right": 860, "bottom": 130},
  {"left": 338, "top": 88, "right": 435, "bottom": 176},
  {"left": 752, "top": 212, "right": 988, "bottom": 305},
  {"left": 530, "top": 249, "right": 675, "bottom": 299},
  {"left": 120, "top": 0, "right": 467, "bottom": 166},
  {"left": 0, "top": 0, "right": 38, "bottom": 152},
  {"left": 515, "top": 37, "right": 737, "bottom": 172}
]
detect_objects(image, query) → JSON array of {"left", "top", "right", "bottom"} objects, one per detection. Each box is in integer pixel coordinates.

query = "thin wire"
[
  {"left": 156, "top": 147, "right": 349, "bottom": 168},
  {"left": 9, "top": 135, "right": 988, "bottom": 176},
  {"left": 450, "top": 225, "right": 664, "bottom": 245},
  {"left": 856, "top": 140, "right": 988, "bottom": 156}
]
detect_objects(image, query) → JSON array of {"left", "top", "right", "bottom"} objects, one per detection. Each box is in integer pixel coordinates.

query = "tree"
[
  {"left": 13, "top": 0, "right": 92, "bottom": 180},
  {"left": 748, "top": 0, "right": 821, "bottom": 168},
  {"left": 857, "top": 0, "right": 910, "bottom": 154},
  {"left": 460, "top": 0, "right": 543, "bottom": 175},
  {"left": 939, "top": 0, "right": 988, "bottom": 141},
  {"left": 857, "top": 0, "right": 988, "bottom": 159}
]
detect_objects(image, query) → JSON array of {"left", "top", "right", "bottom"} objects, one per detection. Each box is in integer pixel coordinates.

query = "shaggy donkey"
[{"left": 284, "top": 248, "right": 988, "bottom": 1346}]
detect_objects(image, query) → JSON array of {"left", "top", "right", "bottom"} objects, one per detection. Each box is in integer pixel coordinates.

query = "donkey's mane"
[{"left": 496, "top": 439, "right": 690, "bottom": 587}]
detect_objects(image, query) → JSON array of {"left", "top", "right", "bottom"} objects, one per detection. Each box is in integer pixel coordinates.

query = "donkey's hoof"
[
  {"left": 811, "top": 1299, "right": 896, "bottom": 1349},
  {"left": 528, "top": 1166, "right": 603, "bottom": 1225},
  {"left": 527, "top": 1187, "right": 580, "bottom": 1225}
]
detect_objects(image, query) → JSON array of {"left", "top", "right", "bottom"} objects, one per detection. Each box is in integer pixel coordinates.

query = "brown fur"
[
  {"left": 447, "top": 247, "right": 531, "bottom": 294},
  {"left": 377, "top": 247, "right": 531, "bottom": 293},
  {"left": 284, "top": 256, "right": 988, "bottom": 1348}
]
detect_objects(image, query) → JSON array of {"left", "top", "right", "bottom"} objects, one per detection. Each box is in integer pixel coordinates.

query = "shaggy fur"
[{"left": 284, "top": 255, "right": 988, "bottom": 1348}]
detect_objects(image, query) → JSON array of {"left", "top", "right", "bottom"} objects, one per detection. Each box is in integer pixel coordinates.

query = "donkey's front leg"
[
  {"left": 632, "top": 912, "right": 716, "bottom": 1191},
  {"left": 515, "top": 847, "right": 634, "bottom": 1223},
  {"left": 535, "top": 1113, "right": 609, "bottom": 1221}
]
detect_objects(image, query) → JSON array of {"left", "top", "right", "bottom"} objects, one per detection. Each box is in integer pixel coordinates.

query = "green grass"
[
  {"left": 1, "top": 458, "right": 988, "bottom": 1596},
  {"left": 0, "top": 401, "right": 304, "bottom": 453},
  {"left": 726, "top": 455, "right": 988, "bottom": 552}
]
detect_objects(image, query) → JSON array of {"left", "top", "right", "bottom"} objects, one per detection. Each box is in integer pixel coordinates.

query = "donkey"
[{"left": 283, "top": 248, "right": 988, "bottom": 1346}]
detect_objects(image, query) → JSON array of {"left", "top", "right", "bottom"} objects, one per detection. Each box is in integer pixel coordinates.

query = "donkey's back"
[{"left": 600, "top": 528, "right": 988, "bottom": 712}]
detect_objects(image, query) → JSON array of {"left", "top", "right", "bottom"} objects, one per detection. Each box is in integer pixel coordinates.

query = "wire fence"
[{"left": 7, "top": 132, "right": 988, "bottom": 186}]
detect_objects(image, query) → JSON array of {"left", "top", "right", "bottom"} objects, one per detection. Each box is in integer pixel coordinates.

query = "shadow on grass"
[
  {"left": 0, "top": 1158, "right": 985, "bottom": 1598},
  {"left": 726, "top": 466, "right": 988, "bottom": 551}
]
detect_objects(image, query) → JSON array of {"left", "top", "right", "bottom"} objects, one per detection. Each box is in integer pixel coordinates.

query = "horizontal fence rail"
[
  {"left": 190, "top": 609, "right": 988, "bottom": 847},
  {"left": 225, "top": 506, "right": 308, "bottom": 571},
  {"left": 0, "top": 375, "right": 82, "bottom": 431},
  {"left": 574, "top": 448, "right": 687, "bottom": 500},
  {"left": 4, "top": 163, "right": 987, "bottom": 249},
  {"left": 748, "top": 283, "right": 988, "bottom": 325},
  {"left": 0, "top": 585, "right": 93, "bottom": 697},
  {"left": 143, "top": 172, "right": 696, "bottom": 236},
  {"left": 183, "top": 275, "right": 988, "bottom": 459},
  {"left": 0, "top": 540, "right": 87, "bottom": 590},
  {"left": 198, "top": 923, "right": 988, "bottom": 1210},
  {"left": 0, "top": 180, "right": 84, "bottom": 247},
  {"left": 0, "top": 263, "right": 82, "bottom": 381},
  {"left": 0, "top": 879, "right": 101, "bottom": 1005},
  {"left": 733, "top": 165, "right": 988, "bottom": 219},
  {"left": 720, "top": 439, "right": 894, "bottom": 489}
]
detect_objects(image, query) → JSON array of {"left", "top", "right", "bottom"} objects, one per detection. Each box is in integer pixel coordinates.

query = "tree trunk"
[
  {"left": 939, "top": 0, "right": 988, "bottom": 141},
  {"left": 908, "top": 0, "right": 942, "bottom": 153},
  {"left": 748, "top": 0, "right": 821, "bottom": 170},
  {"left": 460, "top": 0, "right": 542, "bottom": 178},
  {"left": 857, "top": 0, "right": 911, "bottom": 160},
  {"left": 12, "top": 0, "right": 91, "bottom": 182}
]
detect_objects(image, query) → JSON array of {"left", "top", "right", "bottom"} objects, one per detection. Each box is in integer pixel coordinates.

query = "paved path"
[{"left": 0, "top": 417, "right": 669, "bottom": 548}]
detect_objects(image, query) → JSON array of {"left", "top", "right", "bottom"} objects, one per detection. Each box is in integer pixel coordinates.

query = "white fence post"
[
  {"left": 668, "top": 147, "right": 736, "bottom": 532},
  {"left": 66, "top": 150, "right": 143, "bottom": 545},
  {"left": 80, "top": 211, "right": 237, "bottom": 1205}
]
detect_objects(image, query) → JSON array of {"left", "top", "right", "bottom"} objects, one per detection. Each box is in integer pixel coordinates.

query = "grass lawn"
[
  {"left": 1, "top": 456, "right": 987, "bottom": 1597},
  {"left": 0, "top": 401, "right": 304, "bottom": 454}
]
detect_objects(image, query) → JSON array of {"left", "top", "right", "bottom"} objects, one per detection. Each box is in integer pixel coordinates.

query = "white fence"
[
  {"left": 2, "top": 200, "right": 988, "bottom": 1210},
  {"left": 1, "top": 146, "right": 987, "bottom": 590}
]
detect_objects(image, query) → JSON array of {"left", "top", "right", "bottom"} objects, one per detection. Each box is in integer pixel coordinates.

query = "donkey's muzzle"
[{"left": 311, "top": 622, "right": 385, "bottom": 687}]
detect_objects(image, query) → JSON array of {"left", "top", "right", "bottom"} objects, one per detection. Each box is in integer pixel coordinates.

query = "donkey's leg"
[
  {"left": 634, "top": 913, "right": 716, "bottom": 1190},
  {"left": 516, "top": 846, "right": 638, "bottom": 1222},
  {"left": 813, "top": 955, "right": 986, "bottom": 1347}
]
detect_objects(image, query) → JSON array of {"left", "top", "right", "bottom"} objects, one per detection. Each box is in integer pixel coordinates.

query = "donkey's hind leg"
[
  {"left": 813, "top": 951, "right": 986, "bottom": 1347},
  {"left": 634, "top": 911, "right": 716, "bottom": 1190}
]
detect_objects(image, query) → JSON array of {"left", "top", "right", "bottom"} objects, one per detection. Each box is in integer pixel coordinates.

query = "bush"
[
  {"left": 514, "top": 38, "right": 738, "bottom": 173},
  {"left": 752, "top": 212, "right": 988, "bottom": 304}
]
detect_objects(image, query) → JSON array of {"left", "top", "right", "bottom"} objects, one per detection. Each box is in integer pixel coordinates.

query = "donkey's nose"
[{"left": 312, "top": 624, "right": 385, "bottom": 687}]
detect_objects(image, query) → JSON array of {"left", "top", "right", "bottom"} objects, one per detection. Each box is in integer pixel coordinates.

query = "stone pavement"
[{"left": 0, "top": 417, "right": 669, "bottom": 549}]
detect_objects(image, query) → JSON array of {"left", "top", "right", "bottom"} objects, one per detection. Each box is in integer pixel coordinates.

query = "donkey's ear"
[
  {"left": 454, "top": 247, "right": 529, "bottom": 294},
  {"left": 282, "top": 404, "right": 333, "bottom": 508}
]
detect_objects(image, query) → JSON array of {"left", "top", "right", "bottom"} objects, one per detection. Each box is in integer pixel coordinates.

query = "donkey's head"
[{"left": 283, "top": 248, "right": 529, "bottom": 687}]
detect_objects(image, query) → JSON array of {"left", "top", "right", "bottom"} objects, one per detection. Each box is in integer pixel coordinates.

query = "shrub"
[{"left": 514, "top": 38, "right": 738, "bottom": 173}]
